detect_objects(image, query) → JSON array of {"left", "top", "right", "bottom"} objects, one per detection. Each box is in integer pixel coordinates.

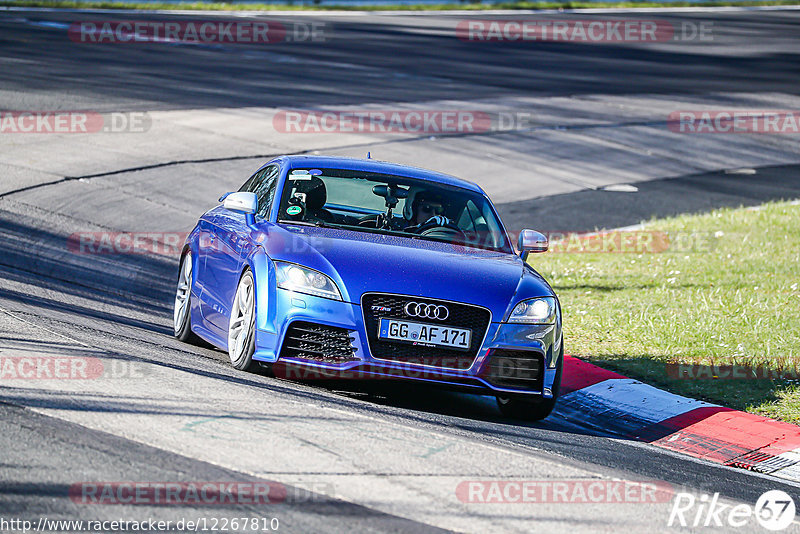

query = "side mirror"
[
  {"left": 223, "top": 192, "right": 257, "bottom": 215},
  {"left": 518, "top": 229, "right": 548, "bottom": 261}
]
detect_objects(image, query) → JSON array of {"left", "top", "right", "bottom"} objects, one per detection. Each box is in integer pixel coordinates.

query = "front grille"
[
  {"left": 361, "top": 293, "right": 491, "bottom": 370},
  {"left": 483, "top": 350, "right": 544, "bottom": 391},
  {"left": 279, "top": 321, "right": 358, "bottom": 363}
]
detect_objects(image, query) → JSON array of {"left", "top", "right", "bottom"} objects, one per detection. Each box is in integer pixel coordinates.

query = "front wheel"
[{"left": 228, "top": 270, "right": 259, "bottom": 372}]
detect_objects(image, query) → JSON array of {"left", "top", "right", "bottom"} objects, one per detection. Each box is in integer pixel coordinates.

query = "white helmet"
[{"left": 403, "top": 187, "right": 423, "bottom": 221}]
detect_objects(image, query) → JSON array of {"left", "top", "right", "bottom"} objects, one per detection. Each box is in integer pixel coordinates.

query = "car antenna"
[{"left": 367, "top": 151, "right": 371, "bottom": 159}]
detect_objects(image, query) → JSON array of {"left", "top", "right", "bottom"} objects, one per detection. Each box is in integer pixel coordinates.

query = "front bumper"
[{"left": 253, "top": 289, "right": 561, "bottom": 398}]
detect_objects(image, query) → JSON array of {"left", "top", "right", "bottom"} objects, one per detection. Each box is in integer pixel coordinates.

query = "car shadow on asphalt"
[{"left": 289, "top": 378, "right": 607, "bottom": 437}]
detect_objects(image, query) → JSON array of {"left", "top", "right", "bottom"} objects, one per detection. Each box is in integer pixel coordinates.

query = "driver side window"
[{"left": 240, "top": 165, "right": 279, "bottom": 219}]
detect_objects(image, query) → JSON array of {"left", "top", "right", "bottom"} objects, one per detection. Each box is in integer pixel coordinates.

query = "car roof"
[{"left": 266, "top": 155, "right": 485, "bottom": 195}]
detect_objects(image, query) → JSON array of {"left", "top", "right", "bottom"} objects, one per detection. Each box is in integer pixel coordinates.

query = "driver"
[{"left": 404, "top": 190, "right": 452, "bottom": 233}]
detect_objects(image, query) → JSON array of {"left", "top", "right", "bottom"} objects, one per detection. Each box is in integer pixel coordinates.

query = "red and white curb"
[{"left": 560, "top": 356, "right": 800, "bottom": 483}]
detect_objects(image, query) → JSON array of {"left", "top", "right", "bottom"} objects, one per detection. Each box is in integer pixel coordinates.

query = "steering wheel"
[
  {"left": 419, "top": 219, "right": 467, "bottom": 241},
  {"left": 357, "top": 214, "right": 380, "bottom": 228},
  {"left": 358, "top": 213, "right": 402, "bottom": 230}
]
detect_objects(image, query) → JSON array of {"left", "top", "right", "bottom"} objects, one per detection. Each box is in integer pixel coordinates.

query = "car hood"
[{"left": 261, "top": 224, "right": 553, "bottom": 319}]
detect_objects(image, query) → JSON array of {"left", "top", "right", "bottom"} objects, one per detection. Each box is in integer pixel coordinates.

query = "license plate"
[{"left": 378, "top": 318, "right": 471, "bottom": 351}]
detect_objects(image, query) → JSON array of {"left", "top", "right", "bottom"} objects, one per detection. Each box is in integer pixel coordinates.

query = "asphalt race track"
[{"left": 1, "top": 7, "right": 800, "bottom": 532}]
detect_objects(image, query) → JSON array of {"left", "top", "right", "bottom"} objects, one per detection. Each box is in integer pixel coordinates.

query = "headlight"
[
  {"left": 274, "top": 261, "right": 342, "bottom": 301},
  {"left": 507, "top": 297, "right": 557, "bottom": 324}
]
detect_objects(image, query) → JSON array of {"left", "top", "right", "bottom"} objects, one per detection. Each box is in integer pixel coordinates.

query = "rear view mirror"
[
  {"left": 372, "top": 185, "right": 409, "bottom": 199},
  {"left": 372, "top": 185, "right": 389, "bottom": 198},
  {"left": 372, "top": 184, "right": 408, "bottom": 209}
]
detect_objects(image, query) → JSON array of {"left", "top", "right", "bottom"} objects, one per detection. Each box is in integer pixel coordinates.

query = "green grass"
[
  {"left": 529, "top": 200, "right": 800, "bottom": 424},
  {"left": 3, "top": 0, "right": 800, "bottom": 10}
]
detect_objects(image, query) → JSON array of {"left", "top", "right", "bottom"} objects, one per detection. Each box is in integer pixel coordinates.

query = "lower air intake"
[
  {"left": 279, "top": 322, "right": 358, "bottom": 363},
  {"left": 483, "top": 350, "right": 544, "bottom": 391}
]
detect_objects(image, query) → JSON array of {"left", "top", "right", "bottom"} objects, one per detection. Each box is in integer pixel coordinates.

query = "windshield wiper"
[{"left": 278, "top": 219, "right": 329, "bottom": 228}]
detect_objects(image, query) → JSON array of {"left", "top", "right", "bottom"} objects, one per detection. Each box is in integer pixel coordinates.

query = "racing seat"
[{"left": 295, "top": 177, "right": 335, "bottom": 223}]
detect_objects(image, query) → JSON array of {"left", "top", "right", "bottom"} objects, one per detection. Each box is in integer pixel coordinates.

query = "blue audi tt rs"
[{"left": 174, "top": 155, "right": 563, "bottom": 420}]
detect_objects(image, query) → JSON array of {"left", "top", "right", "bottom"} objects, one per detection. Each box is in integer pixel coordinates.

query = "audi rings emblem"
[{"left": 404, "top": 302, "right": 449, "bottom": 320}]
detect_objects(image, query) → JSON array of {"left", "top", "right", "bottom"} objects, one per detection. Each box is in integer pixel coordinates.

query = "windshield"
[{"left": 276, "top": 168, "right": 512, "bottom": 253}]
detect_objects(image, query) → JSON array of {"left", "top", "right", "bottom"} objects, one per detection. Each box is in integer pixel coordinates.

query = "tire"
[
  {"left": 228, "top": 270, "right": 259, "bottom": 372},
  {"left": 496, "top": 395, "right": 557, "bottom": 421},
  {"left": 496, "top": 347, "right": 563, "bottom": 421},
  {"left": 174, "top": 252, "right": 202, "bottom": 344}
]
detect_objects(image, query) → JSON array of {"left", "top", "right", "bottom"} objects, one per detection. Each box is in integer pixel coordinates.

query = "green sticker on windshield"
[{"left": 287, "top": 205, "right": 303, "bottom": 216}]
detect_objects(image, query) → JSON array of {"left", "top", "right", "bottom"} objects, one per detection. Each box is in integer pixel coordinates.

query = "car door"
[{"left": 201, "top": 165, "right": 280, "bottom": 335}]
